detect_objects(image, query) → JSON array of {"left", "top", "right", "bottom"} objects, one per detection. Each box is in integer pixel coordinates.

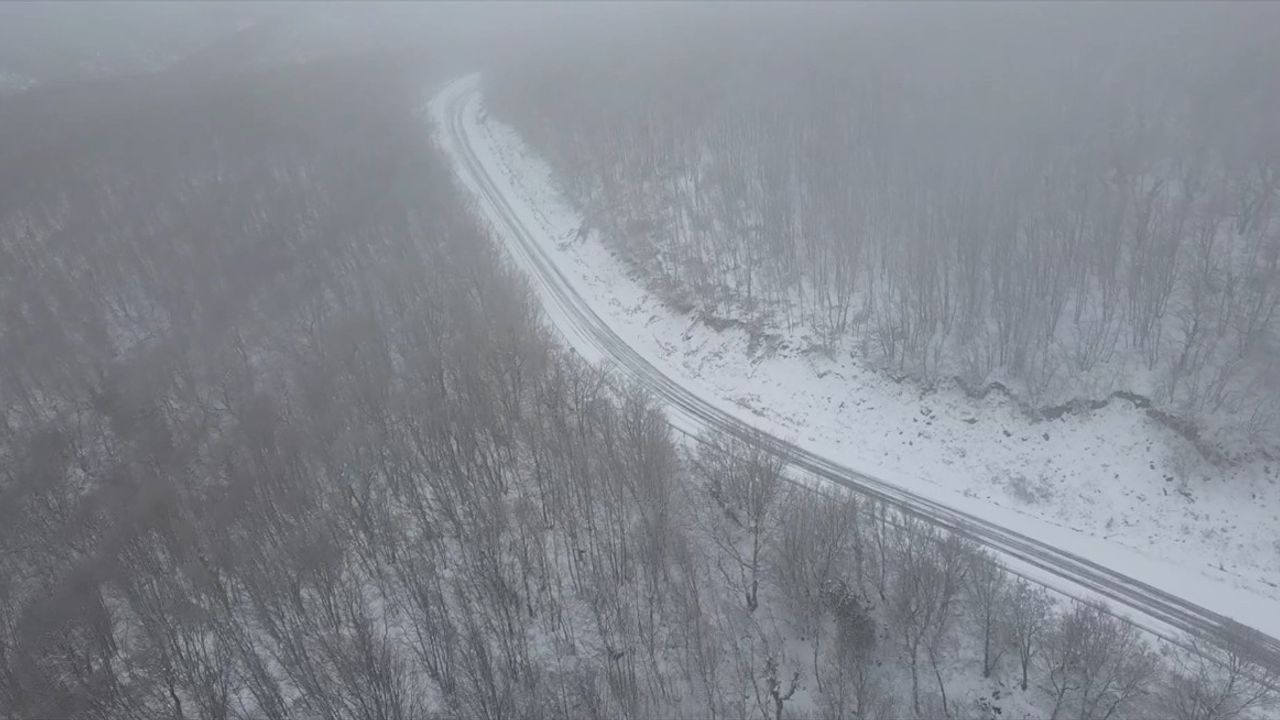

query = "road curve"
[{"left": 436, "top": 78, "right": 1280, "bottom": 672}]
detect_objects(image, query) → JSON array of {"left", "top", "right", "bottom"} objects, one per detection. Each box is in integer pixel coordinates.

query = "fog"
[{"left": 2, "top": 3, "right": 1278, "bottom": 720}]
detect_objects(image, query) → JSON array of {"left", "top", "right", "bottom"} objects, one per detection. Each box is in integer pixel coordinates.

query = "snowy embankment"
[{"left": 430, "top": 76, "right": 1280, "bottom": 638}]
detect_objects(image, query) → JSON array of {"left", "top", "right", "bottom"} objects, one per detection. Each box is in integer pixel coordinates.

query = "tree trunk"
[
  {"left": 909, "top": 646, "right": 921, "bottom": 717},
  {"left": 931, "top": 647, "right": 951, "bottom": 718},
  {"left": 982, "top": 611, "right": 992, "bottom": 678}
]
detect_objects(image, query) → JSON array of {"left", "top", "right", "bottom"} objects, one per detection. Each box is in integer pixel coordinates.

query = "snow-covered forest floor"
[{"left": 454, "top": 86, "right": 1280, "bottom": 634}]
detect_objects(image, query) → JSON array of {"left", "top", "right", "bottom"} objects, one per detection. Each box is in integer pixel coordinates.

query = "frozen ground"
[{"left": 431, "top": 77, "right": 1280, "bottom": 639}]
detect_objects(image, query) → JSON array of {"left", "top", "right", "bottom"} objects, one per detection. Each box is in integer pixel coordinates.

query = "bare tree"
[
  {"left": 820, "top": 578, "right": 887, "bottom": 720},
  {"left": 965, "top": 549, "right": 1009, "bottom": 679},
  {"left": 774, "top": 491, "right": 862, "bottom": 687},
  {"left": 1040, "top": 601, "right": 1158, "bottom": 720},
  {"left": 694, "top": 428, "right": 789, "bottom": 612},
  {"left": 890, "top": 522, "right": 969, "bottom": 717},
  {"left": 1007, "top": 579, "right": 1052, "bottom": 692},
  {"left": 1160, "top": 634, "right": 1279, "bottom": 720}
]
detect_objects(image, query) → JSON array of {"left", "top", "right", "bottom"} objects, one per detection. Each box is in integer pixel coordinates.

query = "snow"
[{"left": 429, "top": 76, "right": 1280, "bottom": 641}]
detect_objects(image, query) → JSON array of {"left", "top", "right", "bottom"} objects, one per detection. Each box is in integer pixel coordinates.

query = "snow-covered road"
[{"left": 430, "top": 75, "right": 1280, "bottom": 669}]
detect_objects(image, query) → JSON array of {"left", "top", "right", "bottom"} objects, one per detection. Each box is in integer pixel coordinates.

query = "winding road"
[{"left": 435, "top": 77, "right": 1280, "bottom": 672}]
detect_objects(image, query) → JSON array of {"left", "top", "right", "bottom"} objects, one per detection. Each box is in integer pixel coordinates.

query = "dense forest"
[
  {"left": 488, "top": 3, "right": 1280, "bottom": 457},
  {"left": 0, "top": 8, "right": 1277, "bottom": 720}
]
